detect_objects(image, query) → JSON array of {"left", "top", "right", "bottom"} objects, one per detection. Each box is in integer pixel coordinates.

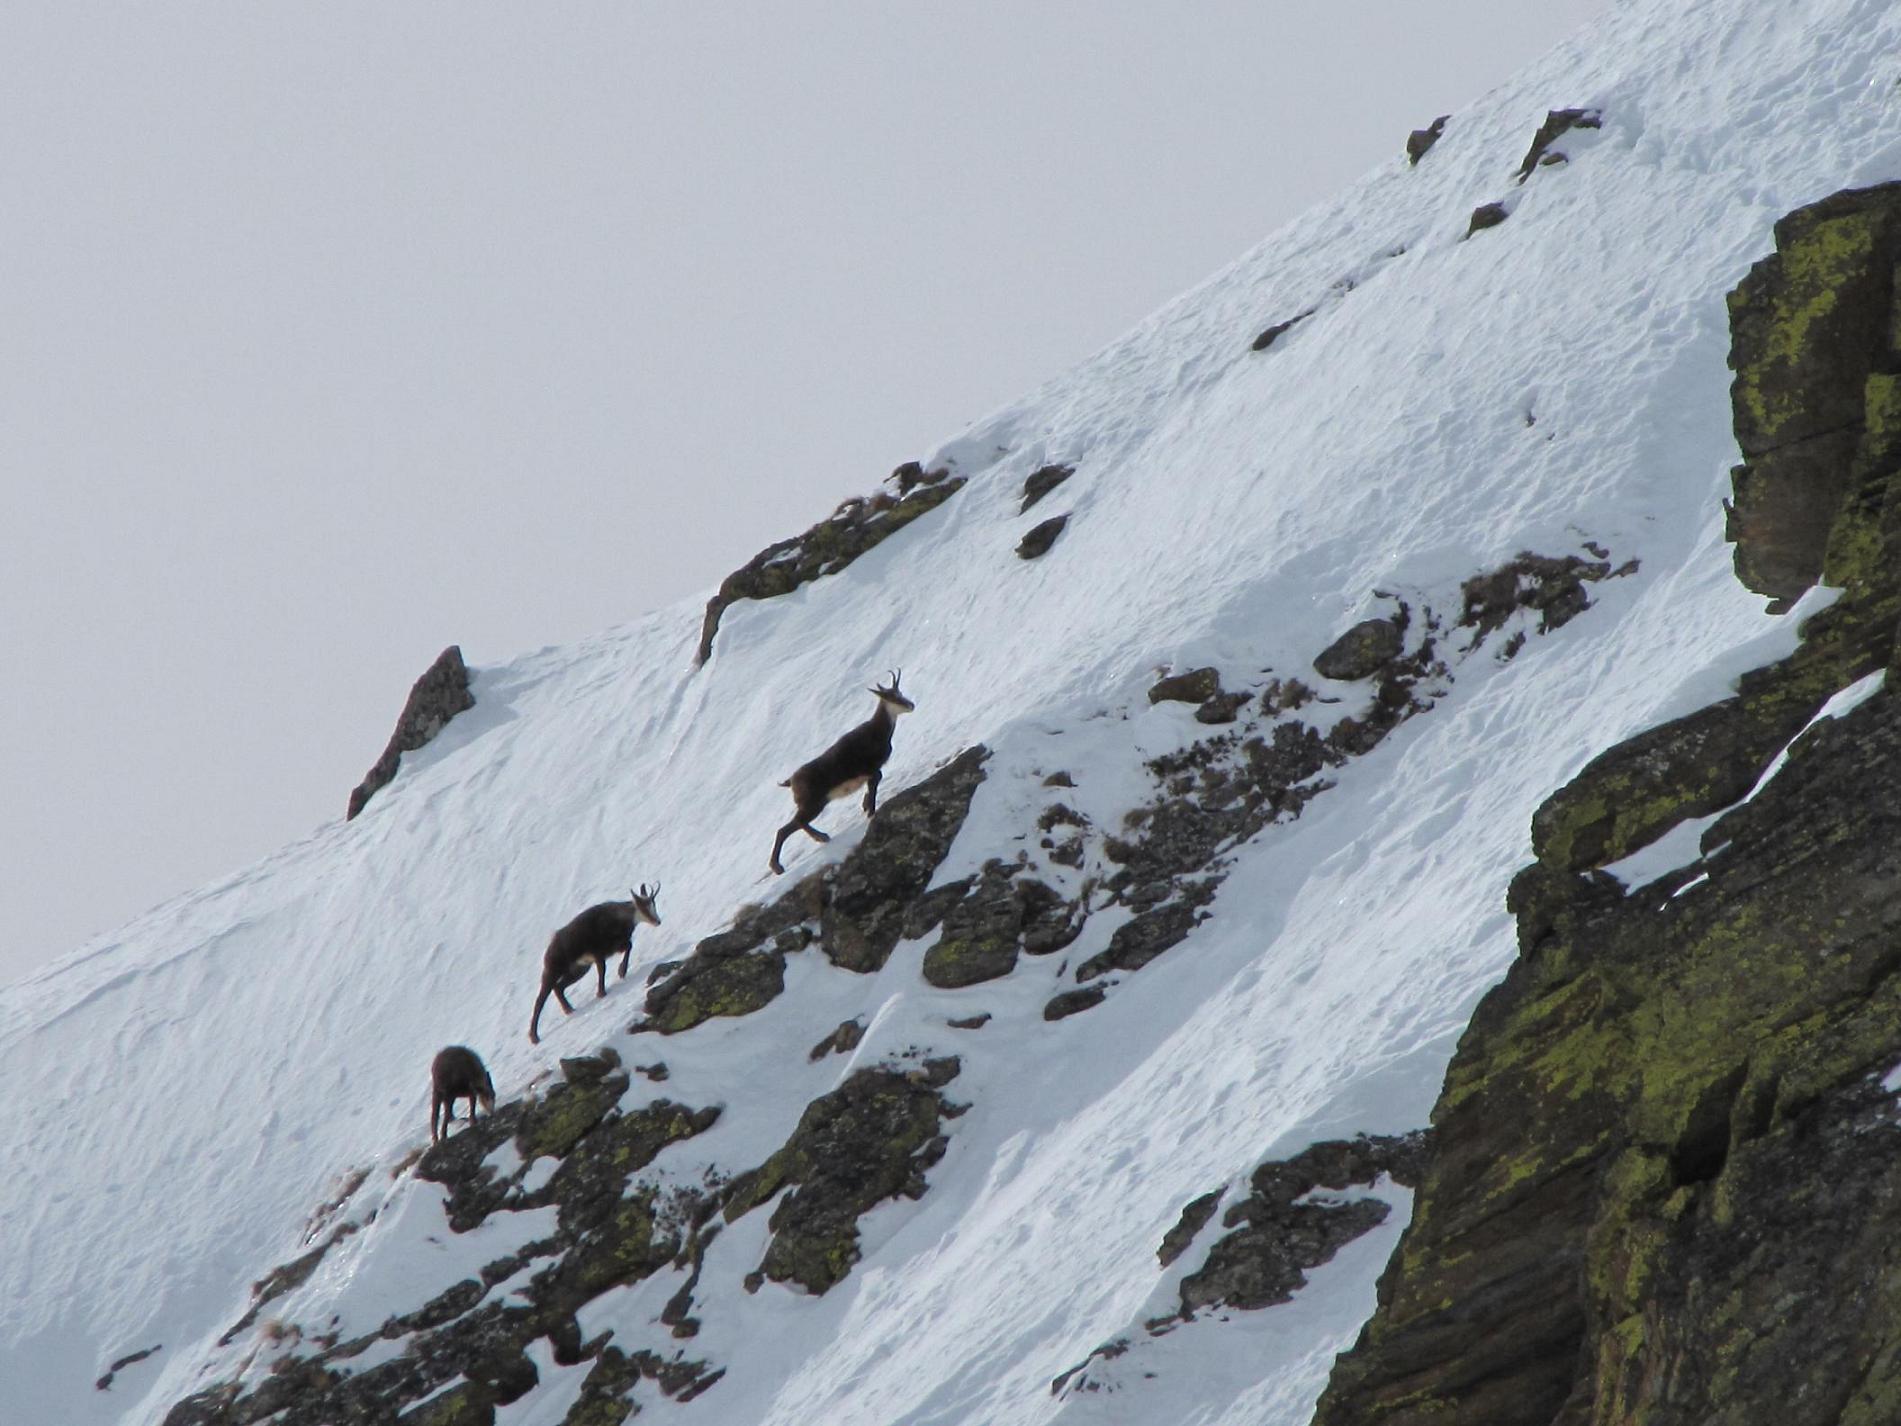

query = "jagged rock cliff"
[{"left": 1314, "top": 182, "right": 1901, "bottom": 1426}]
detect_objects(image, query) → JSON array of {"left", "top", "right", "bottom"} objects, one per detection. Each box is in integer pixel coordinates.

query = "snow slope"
[{"left": 6, "top": 1, "right": 1901, "bottom": 1421}]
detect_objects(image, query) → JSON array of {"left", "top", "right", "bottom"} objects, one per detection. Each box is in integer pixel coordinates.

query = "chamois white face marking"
[{"left": 877, "top": 691, "right": 916, "bottom": 716}]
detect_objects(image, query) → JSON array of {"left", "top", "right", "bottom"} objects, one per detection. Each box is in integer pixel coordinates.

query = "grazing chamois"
[
  {"left": 430, "top": 1046, "right": 496, "bottom": 1143},
  {"left": 527, "top": 884, "right": 662, "bottom": 1045},
  {"left": 770, "top": 671, "right": 916, "bottom": 875}
]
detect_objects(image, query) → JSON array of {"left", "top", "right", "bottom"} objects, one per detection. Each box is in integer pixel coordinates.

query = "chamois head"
[
  {"left": 631, "top": 882, "right": 662, "bottom": 927},
  {"left": 871, "top": 670, "right": 916, "bottom": 716}
]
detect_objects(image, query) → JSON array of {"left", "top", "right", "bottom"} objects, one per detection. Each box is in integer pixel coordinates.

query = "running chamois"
[
  {"left": 527, "top": 884, "right": 662, "bottom": 1044},
  {"left": 429, "top": 1045, "right": 495, "bottom": 1143},
  {"left": 769, "top": 671, "right": 915, "bottom": 875}
]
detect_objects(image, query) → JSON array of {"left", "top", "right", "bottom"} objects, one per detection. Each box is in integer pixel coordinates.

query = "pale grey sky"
[{"left": 0, "top": 2, "right": 1607, "bottom": 984}]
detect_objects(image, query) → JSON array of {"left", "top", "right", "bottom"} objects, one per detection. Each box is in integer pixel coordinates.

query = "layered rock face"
[{"left": 1314, "top": 183, "right": 1901, "bottom": 1426}]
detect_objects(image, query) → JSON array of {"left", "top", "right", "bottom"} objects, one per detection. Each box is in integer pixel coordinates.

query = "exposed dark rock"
[
  {"left": 1042, "top": 769, "right": 1075, "bottom": 787},
  {"left": 1016, "top": 514, "right": 1069, "bottom": 560},
  {"left": 1171, "top": 1134, "right": 1428, "bottom": 1321},
  {"left": 1078, "top": 886, "right": 1212, "bottom": 981},
  {"left": 1726, "top": 181, "right": 1901, "bottom": 603},
  {"left": 1315, "top": 186, "right": 1901, "bottom": 1426},
  {"left": 635, "top": 1061, "right": 669, "bottom": 1081},
  {"left": 1157, "top": 1192, "right": 1222, "bottom": 1268},
  {"left": 948, "top": 1013, "right": 992, "bottom": 1030},
  {"left": 1050, "top": 1338, "right": 1130, "bottom": 1397},
  {"left": 922, "top": 862, "right": 1084, "bottom": 988},
  {"left": 1149, "top": 667, "right": 1223, "bottom": 705},
  {"left": 1406, "top": 115, "right": 1449, "bottom": 165},
  {"left": 175, "top": 1096, "right": 721, "bottom": 1426},
  {"left": 1465, "top": 202, "right": 1510, "bottom": 237},
  {"left": 695, "top": 470, "right": 966, "bottom": 663},
  {"left": 1514, "top": 107, "right": 1601, "bottom": 180},
  {"left": 1313, "top": 617, "right": 1404, "bottom": 681},
  {"left": 1457, "top": 550, "right": 1620, "bottom": 646},
  {"left": 1195, "top": 690, "right": 1250, "bottom": 724},
  {"left": 1251, "top": 309, "right": 1316, "bottom": 352},
  {"left": 1043, "top": 986, "right": 1107, "bottom": 1021},
  {"left": 347, "top": 646, "right": 475, "bottom": 819},
  {"left": 818, "top": 746, "right": 991, "bottom": 973},
  {"left": 724, "top": 1060, "right": 962, "bottom": 1294},
  {"left": 1020, "top": 463, "right": 1075, "bottom": 513},
  {"left": 808, "top": 1018, "right": 864, "bottom": 1061},
  {"left": 95, "top": 1343, "right": 161, "bottom": 1392}
]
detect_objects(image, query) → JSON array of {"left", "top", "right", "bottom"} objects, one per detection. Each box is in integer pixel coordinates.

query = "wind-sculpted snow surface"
[{"left": 5, "top": 1, "right": 1901, "bottom": 1422}]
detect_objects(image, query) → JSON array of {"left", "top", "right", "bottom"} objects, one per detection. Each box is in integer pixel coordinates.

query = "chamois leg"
[
  {"left": 554, "top": 983, "right": 576, "bottom": 1014},
  {"left": 618, "top": 945, "right": 632, "bottom": 979},
  {"left": 863, "top": 769, "right": 882, "bottom": 817},
  {"left": 595, "top": 955, "right": 609, "bottom": 999},
  {"left": 529, "top": 982, "right": 556, "bottom": 1044},
  {"left": 431, "top": 1093, "right": 445, "bottom": 1143}
]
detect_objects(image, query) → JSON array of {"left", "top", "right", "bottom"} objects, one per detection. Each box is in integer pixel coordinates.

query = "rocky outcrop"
[
  {"left": 724, "top": 1058, "right": 963, "bottom": 1294},
  {"left": 1313, "top": 183, "right": 1901, "bottom": 1426},
  {"left": 1466, "top": 202, "right": 1510, "bottom": 237},
  {"left": 1726, "top": 182, "right": 1901, "bottom": 605},
  {"left": 1515, "top": 107, "right": 1601, "bottom": 180},
  {"left": 165, "top": 1065, "right": 722, "bottom": 1426},
  {"left": 1167, "top": 1134, "right": 1427, "bottom": 1323},
  {"left": 1251, "top": 308, "right": 1316, "bottom": 352},
  {"left": 638, "top": 746, "right": 989, "bottom": 1031},
  {"left": 694, "top": 466, "right": 966, "bottom": 663},
  {"left": 1019, "top": 462, "right": 1074, "bottom": 513},
  {"left": 347, "top": 646, "right": 475, "bottom": 819}
]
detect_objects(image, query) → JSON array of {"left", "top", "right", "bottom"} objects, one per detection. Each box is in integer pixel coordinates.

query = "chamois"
[
  {"left": 430, "top": 1046, "right": 495, "bottom": 1143},
  {"left": 527, "top": 884, "right": 662, "bottom": 1044},
  {"left": 769, "top": 671, "right": 915, "bottom": 875}
]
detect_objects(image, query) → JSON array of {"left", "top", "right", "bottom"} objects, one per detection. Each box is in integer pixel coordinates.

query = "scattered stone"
[
  {"left": 1312, "top": 617, "right": 1404, "bottom": 681},
  {"left": 1250, "top": 309, "right": 1315, "bottom": 352},
  {"left": 636, "top": 1062, "right": 669, "bottom": 1082},
  {"left": 1051, "top": 1338, "right": 1130, "bottom": 1397},
  {"left": 1149, "top": 667, "right": 1223, "bottom": 705},
  {"left": 1515, "top": 107, "right": 1601, "bottom": 180},
  {"left": 948, "top": 1013, "right": 992, "bottom": 1030},
  {"left": 1195, "top": 691, "right": 1250, "bottom": 724},
  {"left": 1466, "top": 202, "right": 1510, "bottom": 237},
  {"left": 346, "top": 646, "right": 476, "bottom": 819},
  {"left": 1016, "top": 514, "right": 1070, "bottom": 560},
  {"left": 1043, "top": 986, "right": 1108, "bottom": 1021},
  {"left": 808, "top": 1018, "right": 865, "bottom": 1061},
  {"left": 1406, "top": 114, "right": 1449, "bottom": 165},
  {"left": 1020, "top": 463, "right": 1075, "bottom": 513},
  {"left": 1042, "top": 769, "right": 1075, "bottom": 788}
]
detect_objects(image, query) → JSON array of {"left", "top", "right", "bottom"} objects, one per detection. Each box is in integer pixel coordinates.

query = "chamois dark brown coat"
[
  {"left": 430, "top": 1046, "right": 495, "bottom": 1143},
  {"left": 770, "top": 673, "right": 915, "bottom": 875},
  {"left": 527, "top": 885, "right": 661, "bottom": 1044}
]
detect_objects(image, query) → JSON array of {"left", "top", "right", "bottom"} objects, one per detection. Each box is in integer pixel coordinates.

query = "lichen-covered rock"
[
  {"left": 1312, "top": 618, "right": 1404, "bottom": 681},
  {"left": 695, "top": 470, "right": 966, "bottom": 663},
  {"left": 1315, "top": 190, "right": 1901, "bottom": 1425},
  {"left": 724, "top": 1059, "right": 962, "bottom": 1294},
  {"left": 1172, "top": 1134, "right": 1427, "bottom": 1321},
  {"left": 819, "top": 746, "right": 990, "bottom": 972},
  {"left": 1042, "top": 985, "right": 1108, "bottom": 1021},
  {"left": 1726, "top": 181, "right": 1901, "bottom": 603},
  {"left": 347, "top": 646, "right": 476, "bottom": 819},
  {"left": 175, "top": 1097, "right": 720, "bottom": 1426},
  {"left": 922, "top": 862, "right": 1083, "bottom": 988},
  {"left": 1458, "top": 550, "right": 1618, "bottom": 645},
  {"left": 1157, "top": 1191, "right": 1222, "bottom": 1267}
]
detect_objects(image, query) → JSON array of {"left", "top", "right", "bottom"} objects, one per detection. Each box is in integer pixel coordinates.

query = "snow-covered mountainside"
[{"left": 7, "top": 2, "right": 1901, "bottom": 1423}]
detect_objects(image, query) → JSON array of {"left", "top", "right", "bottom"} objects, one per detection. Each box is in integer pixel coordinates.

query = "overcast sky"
[{"left": 0, "top": 2, "right": 1608, "bottom": 987}]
